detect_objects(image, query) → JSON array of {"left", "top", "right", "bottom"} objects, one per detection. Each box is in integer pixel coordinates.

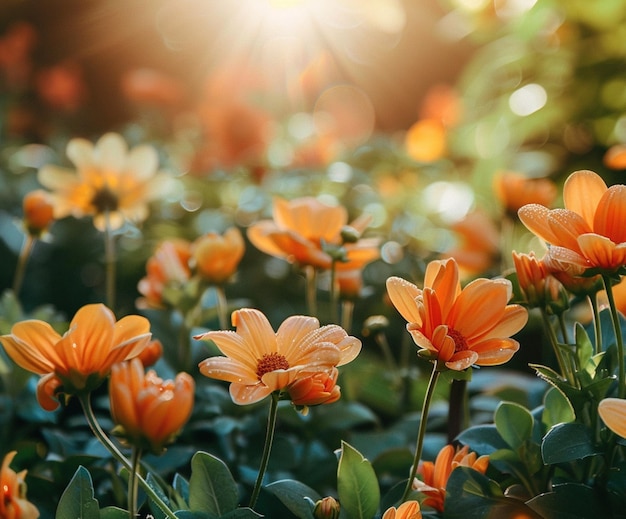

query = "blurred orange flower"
[
  {"left": 386, "top": 258, "right": 527, "bottom": 371},
  {"left": 197, "top": 308, "right": 361, "bottom": 405},
  {"left": 494, "top": 171, "right": 557, "bottom": 215},
  {"left": 0, "top": 451, "right": 39, "bottom": 519},
  {"left": 137, "top": 239, "right": 192, "bottom": 309},
  {"left": 404, "top": 119, "right": 446, "bottom": 163},
  {"left": 248, "top": 196, "right": 378, "bottom": 270},
  {"left": 381, "top": 500, "right": 422, "bottom": 519},
  {"left": 518, "top": 169, "right": 626, "bottom": 274},
  {"left": 413, "top": 444, "right": 488, "bottom": 512},
  {"left": 36, "top": 61, "right": 85, "bottom": 112},
  {"left": 598, "top": 398, "right": 626, "bottom": 438},
  {"left": 109, "top": 358, "right": 194, "bottom": 453},
  {"left": 191, "top": 227, "right": 245, "bottom": 284},
  {"left": 443, "top": 209, "right": 500, "bottom": 278},
  {"left": 604, "top": 144, "right": 626, "bottom": 170},
  {"left": 37, "top": 132, "right": 171, "bottom": 231},
  {"left": 287, "top": 367, "right": 341, "bottom": 408},
  {"left": 0, "top": 304, "right": 151, "bottom": 411},
  {"left": 22, "top": 189, "right": 54, "bottom": 236},
  {"left": 121, "top": 67, "right": 184, "bottom": 108}
]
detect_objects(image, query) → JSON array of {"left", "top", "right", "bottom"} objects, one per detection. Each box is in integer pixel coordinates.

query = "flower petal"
[
  {"left": 94, "top": 132, "right": 127, "bottom": 172},
  {"left": 386, "top": 276, "right": 423, "bottom": 325},
  {"left": 594, "top": 185, "right": 626, "bottom": 243},
  {"left": 563, "top": 169, "right": 607, "bottom": 228},
  {"left": 578, "top": 234, "right": 626, "bottom": 272},
  {"left": 276, "top": 315, "right": 321, "bottom": 358},
  {"left": 229, "top": 382, "right": 273, "bottom": 405},
  {"left": 198, "top": 356, "right": 258, "bottom": 384},
  {"left": 518, "top": 204, "right": 564, "bottom": 245},
  {"left": 197, "top": 330, "right": 258, "bottom": 372},
  {"left": 599, "top": 398, "right": 626, "bottom": 438},
  {"left": 1, "top": 321, "right": 62, "bottom": 374},
  {"left": 445, "top": 350, "right": 478, "bottom": 371},
  {"left": 37, "top": 372, "right": 62, "bottom": 411},
  {"left": 66, "top": 137, "right": 94, "bottom": 170},
  {"left": 471, "top": 338, "right": 520, "bottom": 366},
  {"left": 126, "top": 144, "right": 159, "bottom": 180},
  {"left": 231, "top": 308, "right": 277, "bottom": 359}
]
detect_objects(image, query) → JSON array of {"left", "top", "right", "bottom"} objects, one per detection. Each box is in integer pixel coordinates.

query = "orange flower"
[
  {"left": 386, "top": 258, "right": 527, "bottom": 371},
  {"left": 37, "top": 132, "right": 171, "bottom": 231},
  {"left": 604, "top": 144, "right": 626, "bottom": 170},
  {"left": 22, "top": 189, "right": 54, "bottom": 236},
  {"left": 312, "top": 496, "right": 341, "bottom": 519},
  {"left": 136, "top": 339, "right": 163, "bottom": 368},
  {"left": 35, "top": 61, "right": 85, "bottom": 112},
  {"left": 413, "top": 444, "right": 488, "bottom": 512},
  {"left": 197, "top": 308, "right": 361, "bottom": 405},
  {"left": 248, "top": 197, "right": 378, "bottom": 270},
  {"left": 137, "top": 239, "right": 192, "bottom": 309},
  {"left": 512, "top": 251, "right": 568, "bottom": 312},
  {"left": 404, "top": 119, "right": 447, "bottom": 163},
  {"left": 0, "top": 304, "right": 151, "bottom": 411},
  {"left": 494, "top": 171, "right": 557, "bottom": 215},
  {"left": 598, "top": 398, "right": 626, "bottom": 438},
  {"left": 287, "top": 367, "right": 341, "bottom": 407},
  {"left": 443, "top": 209, "right": 500, "bottom": 278},
  {"left": 381, "top": 500, "right": 422, "bottom": 519},
  {"left": 518, "top": 169, "right": 626, "bottom": 274},
  {"left": 191, "top": 227, "right": 245, "bottom": 284},
  {"left": 0, "top": 451, "right": 39, "bottom": 519},
  {"left": 109, "top": 358, "right": 194, "bottom": 453}
]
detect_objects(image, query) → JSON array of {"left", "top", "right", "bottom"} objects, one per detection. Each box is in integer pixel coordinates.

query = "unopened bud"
[{"left": 313, "top": 496, "right": 340, "bottom": 519}]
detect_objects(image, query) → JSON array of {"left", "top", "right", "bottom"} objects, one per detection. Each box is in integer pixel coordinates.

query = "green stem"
[
  {"left": 304, "top": 266, "right": 317, "bottom": 317},
  {"left": 447, "top": 379, "right": 468, "bottom": 444},
  {"left": 215, "top": 284, "right": 229, "bottom": 330},
  {"left": 78, "top": 393, "right": 177, "bottom": 519},
  {"left": 330, "top": 260, "right": 338, "bottom": 324},
  {"left": 12, "top": 235, "right": 35, "bottom": 298},
  {"left": 541, "top": 311, "right": 574, "bottom": 386},
  {"left": 104, "top": 210, "right": 116, "bottom": 310},
  {"left": 341, "top": 300, "right": 354, "bottom": 334},
  {"left": 589, "top": 293, "right": 602, "bottom": 355},
  {"left": 603, "top": 275, "right": 625, "bottom": 399},
  {"left": 402, "top": 362, "right": 440, "bottom": 502},
  {"left": 129, "top": 447, "right": 142, "bottom": 519},
  {"left": 249, "top": 392, "right": 279, "bottom": 509}
]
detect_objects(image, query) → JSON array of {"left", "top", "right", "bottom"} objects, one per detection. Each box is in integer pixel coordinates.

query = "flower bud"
[
  {"left": 23, "top": 189, "right": 54, "bottom": 236},
  {"left": 313, "top": 496, "right": 340, "bottom": 519}
]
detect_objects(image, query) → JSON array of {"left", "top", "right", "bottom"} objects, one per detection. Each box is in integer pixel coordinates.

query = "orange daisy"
[
  {"left": 386, "top": 258, "right": 527, "bottom": 371},
  {"left": 191, "top": 227, "right": 245, "bottom": 285},
  {"left": 0, "top": 304, "right": 151, "bottom": 411},
  {"left": 37, "top": 132, "right": 171, "bottom": 231},
  {"left": 248, "top": 196, "right": 378, "bottom": 270},
  {"left": 110, "top": 358, "right": 194, "bottom": 453},
  {"left": 0, "top": 451, "right": 39, "bottom": 519},
  {"left": 413, "top": 444, "right": 488, "bottom": 512},
  {"left": 518, "top": 169, "right": 626, "bottom": 274},
  {"left": 197, "top": 308, "right": 361, "bottom": 405}
]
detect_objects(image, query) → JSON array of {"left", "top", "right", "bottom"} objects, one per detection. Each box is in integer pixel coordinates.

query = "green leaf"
[
  {"left": 456, "top": 424, "right": 509, "bottom": 455},
  {"left": 56, "top": 466, "right": 100, "bottom": 519},
  {"left": 526, "top": 483, "right": 612, "bottom": 518},
  {"left": 495, "top": 402, "right": 534, "bottom": 451},
  {"left": 542, "top": 386, "right": 575, "bottom": 429},
  {"left": 220, "top": 509, "right": 263, "bottom": 518},
  {"left": 541, "top": 423, "right": 602, "bottom": 464},
  {"left": 264, "top": 480, "right": 320, "bottom": 519},
  {"left": 100, "top": 507, "right": 128, "bottom": 519},
  {"left": 337, "top": 441, "right": 380, "bottom": 519},
  {"left": 146, "top": 473, "right": 171, "bottom": 519},
  {"left": 189, "top": 451, "right": 238, "bottom": 516}
]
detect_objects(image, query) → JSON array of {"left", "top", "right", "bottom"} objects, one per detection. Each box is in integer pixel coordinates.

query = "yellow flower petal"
[{"left": 599, "top": 398, "right": 626, "bottom": 438}]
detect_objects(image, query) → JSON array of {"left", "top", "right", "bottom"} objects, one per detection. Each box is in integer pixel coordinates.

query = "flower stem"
[
  {"left": 78, "top": 393, "right": 177, "bottom": 519},
  {"left": 589, "top": 293, "right": 602, "bottom": 355},
  {"left": 304, "top": 266, "right": 317, "bottom": 317},
  {"left": 104, "top": 210, "right": 116, "bottom": 310},
  {"left": 215, "top": 284, "right": 229, "bottom": 330},
  {"left": 249, "top": 392, "right": 280, "bottom": 509},
  {"left": 330, "top": 260, "right": 339, "bottom": 324},
  {"left": 341, "top": 300, "right": 354, "bottom": 334},
  {"left": 603, "top": 275, "right": 625, "bottom": 399},
  {"left": 12, "top": 235, "right": 35, "bottom": 297},
  {"left": 541, "top": 311, "right": 574, "bottom": 386},
  {"left": 402, "top": 362, "right": 440, "bottom": 502},
  {"left": 129, "top": 447, "right": 142, "bottom": 519}
]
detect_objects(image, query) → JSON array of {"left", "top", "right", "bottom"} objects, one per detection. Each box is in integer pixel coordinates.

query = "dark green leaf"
[
  {"left": 337, "top": 441, "right": 380, "bottom": 519},
  {"left": 541, "top": 423, "right": 601, "bottom": 464},
  {"left": 56, "top": 466, "right": 100, "bottom": 519},
  {"left": 456, "top": 424, "right": 509, "bottom": 455},
  {"left": 264, "top": 480, "right": 320, "bottom": 519},
  {"left": 495, "top": 402, "right": 534, "bottom": 450},
  {"left": 189, "top": 451, "right": 238, "bottom": 516},
  {"left": 220, "top": 509, "right": 263, "bottom": 518},
  {"left": 542, "top": 386, "right": 575, "bottom": 429},
  {"left": 526, "top": 483, "right": 611, "bottom": 518},
  {"left": 100, "top": 507, "right": 128, "bottom": 519}
]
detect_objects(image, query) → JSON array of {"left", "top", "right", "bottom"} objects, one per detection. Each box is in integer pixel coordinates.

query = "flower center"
[
  {"left": 448, "top": 328, "right": 468, "bottom": 352},
  {"left": 92, "top": 186, "right": 119, "bottom": 213},
  {"left": 256, "top": 352, "right": 290, "bottom": 379}
]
